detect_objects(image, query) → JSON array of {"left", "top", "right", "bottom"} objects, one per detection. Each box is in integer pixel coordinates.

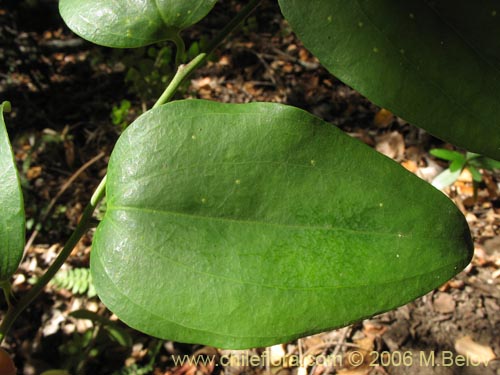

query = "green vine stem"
[
  {"left": 154, "top": 0, "right": 262, "bottom": 106},
  {"left": 0, "top": 281, "right": 13, "bottom": 309},
  {"left": 171, "top": 32, "right": 186, "bottom": 67},
  {"left": 153, "top": 52, "right": 206, "bottom": 107},
  {"left": 0, "top": 177, "right": 106, "bottom": 343},
  {"left": 0, "top": 0, "right": 261, "bottom": 344}
]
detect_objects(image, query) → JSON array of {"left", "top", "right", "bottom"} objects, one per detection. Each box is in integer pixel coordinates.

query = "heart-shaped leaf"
[
  {"left": 92, "top": 100, "right": 472, "bottom": 348},
  {"left": 59, "top": 0, "right": 217, "bottom": 48},
  {"left": 0, "top": 102, "right": 25, "bottom": 282},
  {"left": 278, "top": 0, "right": 500, "bottom": 160}
]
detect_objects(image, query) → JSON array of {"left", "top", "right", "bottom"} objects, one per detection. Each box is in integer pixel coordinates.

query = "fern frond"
[{"left": 51, "top": 267, "right": 97, "bottom": 298}]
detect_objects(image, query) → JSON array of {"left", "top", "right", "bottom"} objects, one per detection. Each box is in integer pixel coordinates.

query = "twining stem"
[
  {"left": 154, "top": 0, "right": 261, "bottom": 106},
  {"left": 171, "top": 32, "right": 186, "bottom": 67},
  {"left": 0, "top": 178, "right": 106, "bottom": 343},
  {"left": 0, "top": 282, "right": 12, "bottom": 309},
  {"left": 0, "top": 0, "right": 261, "bottom": 344},
  {"left": 205, "top": 0, "right": 261, "bottom": 54},
  {"left": 153, "top": 53, "right": 206, "bottom": 107}
]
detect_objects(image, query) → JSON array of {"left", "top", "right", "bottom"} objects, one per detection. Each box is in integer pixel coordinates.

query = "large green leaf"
[
  {"left": 278, "top": 0, "right": 500, "bottom": 160},
  {"left": 0, "top": 102, "right": 25, "bottom": 282},
  {"left": 92, "top": 100, "right": 472, "bottom": 348},
  {"left": 59, "top": 0, "right": 217, "bottom": 48}
]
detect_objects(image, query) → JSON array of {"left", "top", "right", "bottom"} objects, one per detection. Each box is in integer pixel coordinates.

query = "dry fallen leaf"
[
  {"left": 433, "top": 293, "right": 456, "bottom": 314},
  {"left": 191, "top": 76, "right": 214, "bottom": 90},
  {"left": 457, "top": 168, "right": 473, "bottom": 183},
  {"left": 26, "top": 165, "right": 42, "bottom": 180},
  {"left": 363, "top": 321, "right": 387, "bottom": 338},
  {"left": 417, "top": 157, "right": 443, "bottom": 182},
  {"left": 299, "top": 48, "right": 311, "bottom": 62},
  {"left": 482, "top": 173, "right": 499, "bottom": 198},
  {"left": 219, "top": 55, "right": 231, "bottom": 66},
  {"left": 373, "top": 108, "right": 394, "bottom": 128},
  {"left": 354, "top": 337, "right": 374, "bottom": 352},
  {"left": 454, "top": 336, "right": 496, "bottom": 364},
  {"left": 473, "top": 246, "right": 495, "bottom": 267},
  {"left": 64, "top": 139, "right": 75, "bottom": 167},
  {"left": 375, "top": 131, "right": 405, "bottom": 161},
  {"left": 454, "top": 169, "right": 474, "bottom": 196},
  {"left": 339, "top": 350, "right": 373, "bottom": 375},
  {"left": 439, "top": 279, "right": 465, "bottom": 292},
  {"left": 401, "top": 159, "right": 418, "bottom": 174}
]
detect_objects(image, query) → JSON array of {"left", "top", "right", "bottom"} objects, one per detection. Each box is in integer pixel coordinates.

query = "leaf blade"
[
  {"left": 430, "top": 149, "right": 465, "bottom": 163},
  {"left": 59, "top": 0, "right": 217, "bottom": 48},
  {"left": 0, "top": 102, "right": 25, "bottom": 282},
  {"left": 278, "top": 0, "right": 500, "bottom": 159},
  {"left": 92, "top": 100, "right": 473, "bottom": 348},
  {"left": 432, "top": 168, "right": 461, "bottom": 189}
]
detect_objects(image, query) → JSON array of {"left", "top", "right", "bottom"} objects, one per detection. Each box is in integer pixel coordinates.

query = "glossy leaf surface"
[
  {"left": 0, "top": 102, "right": 25, "bottom": 282},
  {"left": 278, "top": 0, "right": 500, "bottom": 160},
  {"left": 59, "top": 0, "right": 217, "bottom": 48},
  {"left": 92, "top": 100, "right": 472, "bottom": 348}
]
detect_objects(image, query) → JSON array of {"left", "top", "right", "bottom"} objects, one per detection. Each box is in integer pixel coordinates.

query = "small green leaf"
[
  {"left": 0, "top": 102, "right": 25, "bottom": 282},
  {"left": 278, "top": 0, "right": 500, "bottom": 159},
  {"left": 59, "top": 0, "right": 217, "bottom": 48},
  {"left": 91, "top": 100, "right": 472, "bottom": 349},
  {"left": 432, "top": 168, "right": 461, "bottom": 190},
  {"left": 469, "top": 156, "right": 500, "bottom": 171},
  {"left": 449, "top": 159, "right": 465, "bottom": 173},
  {"left": 103, "top": 326, "right": 133, "bottom": 347},
  {"left": 465, "top": 152, "right": 481, "bottom": 162},
  {"left": 430, "top": 149, "right": 465, "bottom": 163},
  {"left": 70, "top": 310, "right": 133, "bottom": 347},
  {"left": 467, "top": 165, "right": 483, "bottom": 183}
]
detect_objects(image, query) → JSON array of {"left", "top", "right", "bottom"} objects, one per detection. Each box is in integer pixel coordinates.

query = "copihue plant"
[{"left": 1, "top": 0, "right": 499, "bottom": 363}]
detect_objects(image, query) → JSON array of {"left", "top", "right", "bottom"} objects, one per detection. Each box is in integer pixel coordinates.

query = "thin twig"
[
  {"left": 0, "top": 177, "right": 107, "bottom": 343},
  {"left": 23, "top": 151, "right": 105, "bottom": 255},
  {"left": 331, "top": 327, "right": 350, "bottom": 359}
]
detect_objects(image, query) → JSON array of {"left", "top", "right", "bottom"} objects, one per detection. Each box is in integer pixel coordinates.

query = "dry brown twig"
[{"left": 23, "top": 151, "right": 106, "bottom": 254}]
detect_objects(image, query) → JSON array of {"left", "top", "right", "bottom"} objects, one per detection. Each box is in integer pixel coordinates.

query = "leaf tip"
[{"left": 1, "top": 101, "right": 11, "bottom": 113}]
